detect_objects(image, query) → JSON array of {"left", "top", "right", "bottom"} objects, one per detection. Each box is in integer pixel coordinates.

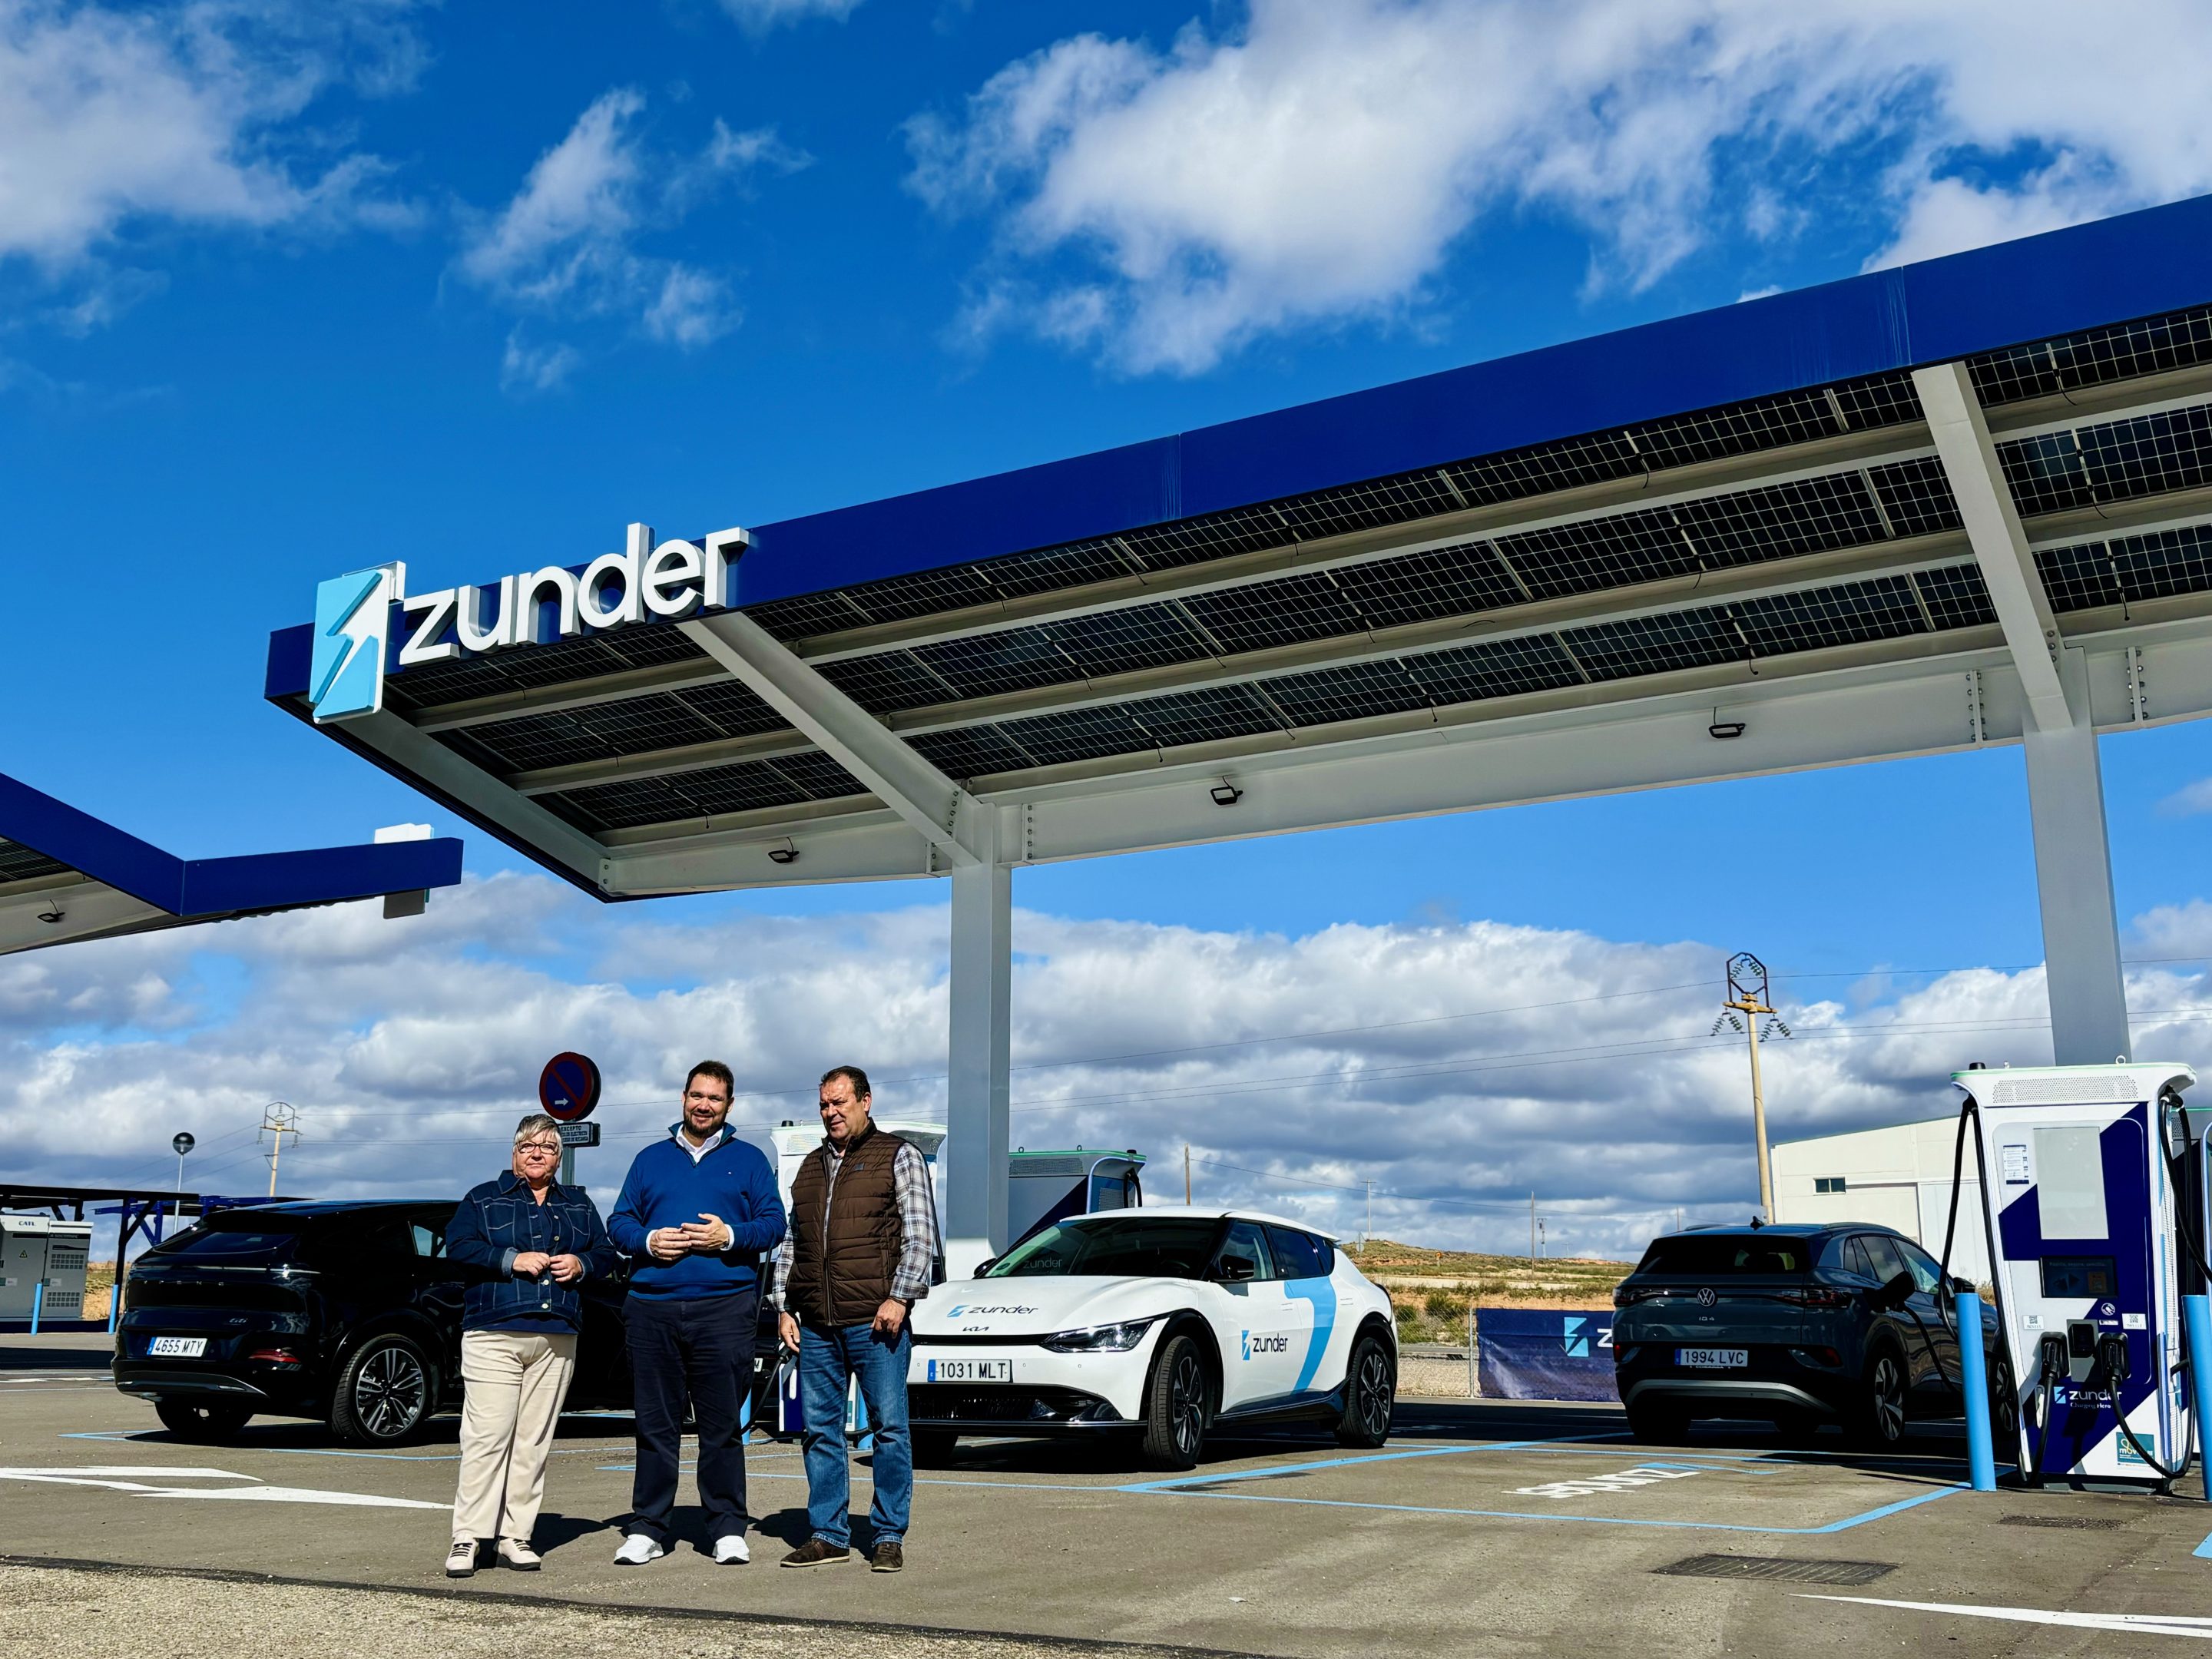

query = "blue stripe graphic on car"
[{"left": 1286, "top": 1277, "right": 1337, "bottom": 1392}]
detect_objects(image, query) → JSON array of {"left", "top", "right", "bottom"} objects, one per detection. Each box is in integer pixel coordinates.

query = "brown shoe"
[
  {"left": 780, "top": 1538, "right": 851, "bottom": 1568},
  {"left": 869, "top": 1542, "right": 904, "bottom": 1574}
]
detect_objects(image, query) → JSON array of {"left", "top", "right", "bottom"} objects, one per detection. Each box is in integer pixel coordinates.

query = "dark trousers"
[{"left": 624, "top": 1288, "right": 757, "bottom": 1546}]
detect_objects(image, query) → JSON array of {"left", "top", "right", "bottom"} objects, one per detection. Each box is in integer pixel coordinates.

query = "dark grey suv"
[{"left": 1611, "top": 1223, "right": 2012, "bottom": 1449}]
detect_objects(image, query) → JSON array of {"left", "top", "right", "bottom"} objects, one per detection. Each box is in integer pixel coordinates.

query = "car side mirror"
[
  {"left": 1217, "top": 1255, "right": 1257, "bottom": 1283},
  {"left": 1946, "top": 1275, "right": 1975, "bottom": 1296},
  {"left": 975, "top": 1257, "right": 998, "bottom": 1277}
]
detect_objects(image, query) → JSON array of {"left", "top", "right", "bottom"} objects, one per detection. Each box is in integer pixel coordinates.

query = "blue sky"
[{"left": 12, "top": 0, "right": 2212, "bottom": 1251}]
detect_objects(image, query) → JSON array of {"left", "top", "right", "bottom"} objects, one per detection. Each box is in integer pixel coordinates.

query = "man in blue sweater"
[{"left": 606, "top": 1060, "right": 785, "bottom": 1565}]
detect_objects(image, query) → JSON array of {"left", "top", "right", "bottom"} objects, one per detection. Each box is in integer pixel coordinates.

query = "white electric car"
[{"left": 907, "top": 1206, "right": 1398, "bottom": 1469}]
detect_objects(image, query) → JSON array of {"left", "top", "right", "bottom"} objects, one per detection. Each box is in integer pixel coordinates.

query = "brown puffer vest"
[{"left": 785, "top": 1124, "right": 909, "bottom": 1327}]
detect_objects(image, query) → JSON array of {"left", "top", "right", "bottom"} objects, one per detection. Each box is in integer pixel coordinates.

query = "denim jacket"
[{"left": 445, "top": 1172, "right": 619, "bottom": 1333}]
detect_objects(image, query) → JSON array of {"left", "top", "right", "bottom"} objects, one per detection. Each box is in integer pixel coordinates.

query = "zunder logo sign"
[
  {"left": 308, "top": 522, "right": 749, "bottom": 725},
  {"left": 310, "top": 562, "right": 403, "bottom": 724}
]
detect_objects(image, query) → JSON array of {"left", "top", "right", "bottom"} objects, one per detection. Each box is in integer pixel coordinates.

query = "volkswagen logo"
[{"left": 1696, "top": 1286, "right": 1718, "bottom": 1308}]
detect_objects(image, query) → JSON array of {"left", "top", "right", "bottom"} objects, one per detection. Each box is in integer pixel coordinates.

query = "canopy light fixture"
[
  {"left": 767, "top": 839, "right": 800, "bottom": 865},
  {"left": 1708, "top": 707, "right": 1747, "bottom": 740},
  {"left": 1209, "top": 778, "right": 1244, "bottom": 807}
]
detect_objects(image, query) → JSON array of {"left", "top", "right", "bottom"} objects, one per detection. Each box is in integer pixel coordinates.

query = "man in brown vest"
[{"left": 770, "top": 1065, "right": 938, "bottom": 1572}]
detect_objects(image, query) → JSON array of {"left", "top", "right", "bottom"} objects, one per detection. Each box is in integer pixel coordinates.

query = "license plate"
[
  {"left": 926, "top": 1359, "right": 1011, "bottom": 1382},
  {"left": 1677, "top": 1347, "right": 1748, "bottom": 1369},
  {"left": 148, "top": 1336, "right": 207, "bottom": 1358}
]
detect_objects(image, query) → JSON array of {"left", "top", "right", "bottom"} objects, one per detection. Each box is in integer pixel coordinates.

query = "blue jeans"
[{"left": 797, "top": 1320, "right": 911, "bottom": 1548}]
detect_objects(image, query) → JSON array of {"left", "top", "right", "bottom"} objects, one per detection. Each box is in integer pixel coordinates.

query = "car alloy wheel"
[
  {"left": 354, "top": 1343, "right": 428, "bottom": 1439},
  {"left": 1869, "top": 1353, "right": 1906, "bottom": 1442},
  {"left": 1168, "top": 1347, "right": 1207, "bottom": 1457},
  {"left": 1353, "top": 1346, "right": 1393, "bottom": 1439}
]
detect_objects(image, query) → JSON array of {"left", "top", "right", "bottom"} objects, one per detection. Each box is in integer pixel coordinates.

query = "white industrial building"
[{"left": 1771, "top": 1118, "right": 1990, "bottom": 1284}]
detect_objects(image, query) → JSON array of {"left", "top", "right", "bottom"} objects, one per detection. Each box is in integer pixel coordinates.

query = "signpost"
[{"left": 539, "top": 1052, "right": 601, "bottom": 1184}]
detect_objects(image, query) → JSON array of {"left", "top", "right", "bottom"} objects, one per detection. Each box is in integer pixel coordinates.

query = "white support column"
[
  {"left": 943, "top": 806, "right": 1011, "bottom": 1271},
  {"left": 2024, "top": 651, "right": 2134, "bottom": 1065},
  {"left": 1915, "top": 362, "right": 2131, "bottom": 1065}
]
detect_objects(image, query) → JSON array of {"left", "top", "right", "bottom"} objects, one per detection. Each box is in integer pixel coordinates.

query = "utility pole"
[
  {"left": 1529, "top": 1192, "right": 1536, "bottom": 1261},
  {"left": 1363, "top": 1181, "right": 1373, "bottom": 1253},
  {"left": 1183, "top": 1145, "right": 1191, "bottom": 1205},
  {"left": 1714, "top": 953, "right": 1791, "bottom": 1220},
  {"left": 259, "top": 1102, "right": 302, "bottom": 1198}
]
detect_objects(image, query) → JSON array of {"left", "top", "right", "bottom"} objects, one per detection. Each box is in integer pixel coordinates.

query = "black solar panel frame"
[
  {"left": 1402, "top": 633, "right": 1584, "bottom": 704},
  {"left": 909, "top": 724, "right": 1038, "bottom": 780},
  {"left": 1868, "top": 457, "right": 1961, "bottom": 538},
  {"left": 1912, "top": 563, "right": 1998, "bottom": 631},
  {"left": 763, "top": 750, "right": 866, "bottom": 800},
  {"left": 1120, "top": 683, "right": 1286, "bottom": 749},
  {"left": 1330, "top": 539, "right": 1524, "bottom": 627},
  {"left": 2111, "top": 522, "right": 2212, "bottom": 603},
  {"left": 1048, "top": 603, "right": 1214, "bottom": 678},
  {"left": 1972, "top": 306, "right": 2212, "bottom": 406},
  {"left": 0, "top": 838, "right": 72, "bottom": 884},
  {"left": 1179, "top": 571, "right": 1368, "bottom": 656},
  {"left": 912, "top": 625, "right": 1081, "bottom": 701},
  {"left": 1264, "top": 658, "right": 1436, "bottom": 727}
]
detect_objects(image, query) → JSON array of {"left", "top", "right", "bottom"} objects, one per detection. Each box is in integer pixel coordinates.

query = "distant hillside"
[{"left": 1348, "top": 1237, "right": 1630, "bottom": 1336}]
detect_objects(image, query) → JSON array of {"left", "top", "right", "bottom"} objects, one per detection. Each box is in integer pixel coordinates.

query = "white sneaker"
[
  {"left": 713, "top": 1534, "right": 750, "bottom": 1565},
  {"left": 496, "top": 1538, "right": 541, "bottom": 1571},
  {"left": 613, "top": 1534, "right": 665, "bottom": 1566}
]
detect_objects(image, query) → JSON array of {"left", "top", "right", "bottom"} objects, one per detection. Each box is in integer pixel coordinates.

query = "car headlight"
[{"left": 1038, "top": 1318, "right": 1157, "bottom": 1353}]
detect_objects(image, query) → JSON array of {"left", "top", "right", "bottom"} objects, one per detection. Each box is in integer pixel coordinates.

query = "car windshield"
[
  {"left": 984, "top": 1216, "right": 1220, "bottom": 1279},
  {"left": 153, "top": 1219, "right": 309, "bottom": 1262},
  {"left": 1637, "top": 1235, "right": 1810, "bottom": 1276}
]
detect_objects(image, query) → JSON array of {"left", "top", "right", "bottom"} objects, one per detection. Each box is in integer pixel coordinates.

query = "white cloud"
[
  {"left": 717, "top": 0, "right": 863, "bottom": 31},
  {"left": 0, "top": 0, "right": 422, "bottom": 300},
  {"left": 455, "top": 88, "right": 802, "bottom": 379},
  {"left": 499, "top": 329, "right": 581, "bottom": 396},
  {"left": 2156, "top": 778, "right": 2212, "bottom": 819},
  {"left": 16, "top": 869, "right": 2200, "bottom": 1264},
  {"left": 908, "top": 0, "right": 2212, "bottom": 373}
]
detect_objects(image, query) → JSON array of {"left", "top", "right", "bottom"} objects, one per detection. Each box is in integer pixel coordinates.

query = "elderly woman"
[{"left": 441, "top": 1112, "right": 617, "bottom": 1576}]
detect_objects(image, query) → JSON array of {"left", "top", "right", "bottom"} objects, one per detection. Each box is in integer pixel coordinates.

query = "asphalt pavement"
[{"left": 6, "top": 1332, "right": 2212, "bottom": 1655}]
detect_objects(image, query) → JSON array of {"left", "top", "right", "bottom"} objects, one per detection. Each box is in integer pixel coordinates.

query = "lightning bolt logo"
[
  {"left": 310, "top": 564, "right": 402, "bottom": 724},
  {"left": 1240, "top": 1330, "right": 1250, "bottom": 1362}
]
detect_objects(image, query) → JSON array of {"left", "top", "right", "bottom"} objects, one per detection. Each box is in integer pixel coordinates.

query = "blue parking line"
[
  {"left": 1127, "top": 1482, "right": 1961, "bottom": 1534},
  {"left": 2194, "top": 1532, "right": 2212, "bottom": 1560},
  {"left": 1117, "top": 1432, "right": 1622, "bottom": 1493}
]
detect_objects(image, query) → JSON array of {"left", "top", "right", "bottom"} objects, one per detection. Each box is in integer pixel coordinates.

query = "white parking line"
[
  {"left": 1801, "top": 1594, "right": 2212, "bottom": 1639},
  {"left": 0, "top": 1465, "right": 444, "bottom": 1509}
]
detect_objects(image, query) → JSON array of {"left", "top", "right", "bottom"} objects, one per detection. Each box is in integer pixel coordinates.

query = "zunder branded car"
[{"left": 906, "top": 1207, "right": 1396, "bottom": 1469}]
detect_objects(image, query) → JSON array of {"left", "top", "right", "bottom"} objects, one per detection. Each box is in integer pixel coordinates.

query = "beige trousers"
[{"left": 452, "top": 1330, "right": 578, "bottom": 1543}]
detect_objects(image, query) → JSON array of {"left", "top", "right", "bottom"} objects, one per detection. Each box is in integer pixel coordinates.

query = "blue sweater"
[{"left": 608, "top": 1126, "right": 786, "bottom": 1300}]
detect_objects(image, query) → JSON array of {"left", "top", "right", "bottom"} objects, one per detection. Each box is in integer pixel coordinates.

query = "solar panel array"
[
  {"left": 0, "top": 838, "right": 74, "bottom": 886},
  {"left": 540, "top": 561, "right": 2005, "bottom": 831},
  {"left": 370, "top": 301, "right": 2212, "bottom": 840}
]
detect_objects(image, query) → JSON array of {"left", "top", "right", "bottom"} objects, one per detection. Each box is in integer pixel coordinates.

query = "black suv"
[
  {"left": 1611, "top": 1223, "right": 2012, "bottom": 1449},
  {"left": 112, "top": 1200, "right": 654, "bottom": 1445}
]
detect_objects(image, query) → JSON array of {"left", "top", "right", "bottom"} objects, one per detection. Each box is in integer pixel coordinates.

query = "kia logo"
[{"left": 1696, "top": 1287, "right": 1718, "bottom": 1308}]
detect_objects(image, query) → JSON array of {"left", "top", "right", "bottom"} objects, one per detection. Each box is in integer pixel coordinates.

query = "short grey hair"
[{"left": 514, "top": 1113, "right": 562, "bottom": 1147}]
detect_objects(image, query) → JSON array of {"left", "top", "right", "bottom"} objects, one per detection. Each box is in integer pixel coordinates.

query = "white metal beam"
[
  {"left": 680, "top": 611, "right": 985, "bottom": 867},
  {"left": 2021, "top": 649, "right": 2132, "bottom": 1065},
  {"left": 331, "top": 710, "right": 610, "bottom": 886},
  {"left": 943, "top": 807, "right": 1012, "bottom": 1264},
  {"left": 1912, "top": 362, "right": 2074, "bottom": 733}
]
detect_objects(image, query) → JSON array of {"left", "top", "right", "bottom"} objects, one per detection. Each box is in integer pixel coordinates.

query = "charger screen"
[{"left": 2040, "top": 1256, "right": 2117, "bottom": 1298}]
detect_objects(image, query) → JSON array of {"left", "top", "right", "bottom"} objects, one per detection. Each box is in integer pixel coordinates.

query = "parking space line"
[
  {"left": 1124, "top": 1482, "right": 1960, "bottom": 1534},
  {"left": 2194, "top": 1532, "right": 2212, "bottom": 1560},
  {"left": 1117, "top": 1432, "right": 1618, "bottom": 1493}
]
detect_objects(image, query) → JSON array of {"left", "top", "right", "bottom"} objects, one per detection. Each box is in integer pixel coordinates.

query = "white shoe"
[
  {"left": 613, "top": 1534, "right": 665, "bottom": 1566},
  {"left": 445, "top": 1538, "right": 479, "bottom": 1578},
  {"left": 496, "top": 1538, "right": 541, "bottom": 1571},
  {"left": 713, "top": 1534, "right": 750, "bottom": 1565}
]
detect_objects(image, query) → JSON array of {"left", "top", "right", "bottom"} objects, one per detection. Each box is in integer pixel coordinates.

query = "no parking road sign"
[{"left": 538, "top": 1052, "right": 601, "bottom": 1122}]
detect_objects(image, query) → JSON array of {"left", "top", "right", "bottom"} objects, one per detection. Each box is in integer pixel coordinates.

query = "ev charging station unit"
[{"left": 1951, "top": 1061, "right": 2208, "bottom": 1488}]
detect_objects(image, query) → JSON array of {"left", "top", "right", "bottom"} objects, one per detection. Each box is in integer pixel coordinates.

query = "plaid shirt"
[{"left": 770, "top": 1136, "right": 939, "bottom": 1310}]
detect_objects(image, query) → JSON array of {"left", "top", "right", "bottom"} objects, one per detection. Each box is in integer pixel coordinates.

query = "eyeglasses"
[{"left": 516, "top": 1144, "right": 561, "bottom": 1157}]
